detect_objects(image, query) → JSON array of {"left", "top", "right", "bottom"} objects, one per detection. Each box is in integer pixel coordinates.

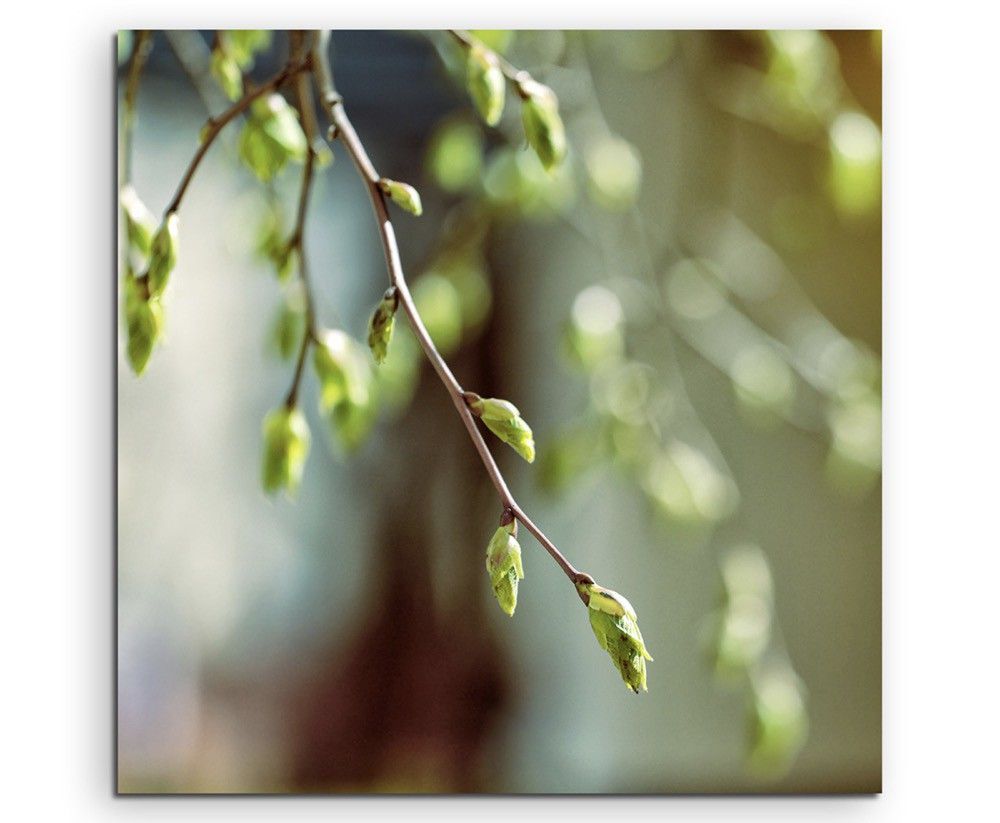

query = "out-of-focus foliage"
[
  {"left": 313, "top": 329, "right": 378, "bottom": 453},
  {"left": 424, "top": 27, "right": 879, "bottom": 778}
]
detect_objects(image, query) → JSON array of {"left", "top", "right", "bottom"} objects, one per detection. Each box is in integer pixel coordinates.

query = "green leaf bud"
[
  {"left": 123, "top": 271, "right": 164, "bottom": 376},
  {"left": 329, "top": 391, "right": 378, "bottom": 452},
  {"left": 221, "top": 30, "right": 272, "bottom": 70},
  {"left": 210, "top": 48, "right": 243, "bottom": 102},
  {"left": 239, "top": 94, "right": 307, "bottom": 182},
  {"left": 577, "top": 581, "right": 652, "bottom": 693},
  {"left": 519, "top": 79, "right": 567, "bottom": 172},
  {"left": 485, "top": 519, "right": 524, "bottom": 616},
  {"left": 367, "top": 287, "right": 399, "bottom": 365},
  {"left": 312, "top": 329, "right": 378, "bottom": 451},
  {"left": 254, "top": 208, "right": 298, "bottom": 281},
  {"left": 467, "top": 393, "right": 536, "bottom": 463},
  {"left": 274, "top": 244, "right": 297, "bottom": 283},
  {"left": 269, "top": 286, "right": 306, "bottom": 361},
  {"left": 145, "top": 212, "right": 178, "bottom": 298},
  {"left": 466, "top": 43, "right": 505, "bottom": 126},
  {"left": 261, "top": 405, "right": 310, "bottom": 495},
  {"left": 120, "top": 185, "right": 157, "bottom": 256},
  {"left": 312, "top": 329, "right": 354, "bottom": 410},
  {"left": 379, "top": 178, "right": 423, "bottom": 216}
]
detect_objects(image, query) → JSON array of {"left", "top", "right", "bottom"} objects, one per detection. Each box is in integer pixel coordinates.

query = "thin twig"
[
  {"left": 311, "top": 30, "right": 590, "bottom": 596},
  {"left": 284, "top": 34, "right": 320, "bottom": 408},
  {"left": 447, "top": 29, "right": 532, "bottom": 93},
  {"left": 119, "top": 30, "right": 153, "bottom": 284},
  {"left": 162, "top": 56, "right": 310, "bottom": 218},
  {"left": 121, "top": 30, "right": 152, "bottom": 192}
]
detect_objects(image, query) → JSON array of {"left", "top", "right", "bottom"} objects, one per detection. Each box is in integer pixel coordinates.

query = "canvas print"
[{"left": 116, "top": 29, "right": 881, "bottom": 793}]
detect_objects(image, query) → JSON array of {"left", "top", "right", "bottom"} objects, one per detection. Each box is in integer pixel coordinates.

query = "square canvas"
[{"left": 116, "top": 29, "right": 881, "bottom": 794}]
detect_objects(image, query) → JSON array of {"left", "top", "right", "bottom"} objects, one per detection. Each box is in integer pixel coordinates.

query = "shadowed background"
[{"left": 117, "top": 29, "right": 881, "bottom": 793}]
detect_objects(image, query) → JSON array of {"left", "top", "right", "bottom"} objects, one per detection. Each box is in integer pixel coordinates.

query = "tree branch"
[
  {"left": 310, "top": 30, "right": 590, "bottom": 596},
  {"left": 284, "top": 34, "right": 320, "bottom": 408},
  {"left": 162, "top": 56, "right": 310, "bottom": 218},
  {"left": 120, "top": 31, "right": 152, "bottom": 193}
]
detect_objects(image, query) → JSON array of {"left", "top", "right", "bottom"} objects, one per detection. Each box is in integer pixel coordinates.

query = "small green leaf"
[
  {"left": 577, "top": 581, "right": 652, "bottom": 693},
  {"left": 272, "top": 244, "right": 297, "bottom": 283},
  {"left": 210, "top": 48, "right": 243, "bottom": 101},
  {"left": 239, "top": 95, "right": 307, "bottom": 182},
  {"left": 261, "top": 405, "right": 310, "bottom": 495},
  {"left": 123, "top": 271, "right": 163, "bottom": 375},
  {"left": 269, "top": 287, "right": 306, "bottom": 361},
  {"left": 380, "top": 178, "right": 423, "bottom": 216},
  {"left": 367, "top": 287, "right": 399, "bottom": 365},
  {"left": 519, "top": 79, "right": 567, "bottom": 172},
  {"left": 221, "top": 30, "right": 272, "bottom": 70},
  {"left": 466, "top": 43, "right": 505, "bottom": 126},
  {"left": 312, "top": 330, "right": 379, "bottom": 451},
  {"left": 485, "top": 520, "right": 523, "bottom": 616},
  {"left": 120, "top": 184, "right": 157, "bottom": 256},
  {"left": 145, "top": 212, "right": 178, "bottom": 298},
  {"left": 467, "top": 394, "right": 536, "bottom": 463}
]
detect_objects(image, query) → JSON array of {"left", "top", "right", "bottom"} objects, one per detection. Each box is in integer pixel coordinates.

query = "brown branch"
[
  {"left": 284, "top": 34, "right": 321, "bottom": 408},
  {"left": 310, "top": 31, "right": 590, "bottom": 596},
  {"left": 120, "top": 31, "right": 152, "bottom": 191},
  {"left": 162, "top": 56, "right": 310, "bottom": 218}
]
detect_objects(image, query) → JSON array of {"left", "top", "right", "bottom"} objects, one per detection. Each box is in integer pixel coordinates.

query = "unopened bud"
[
  {"left": 379, "top": 178, "right": 423, "bottom": 216},
  {"left": 519, "top": 79, "right": 567, "bottom": 172},
  {"left": 120, "top": 184, "right": 156, "bottom": 256},
  {"left": 145, "top": 212, "right": 179, "bottom": 298},
  {"left": 467, "top": 393, "right": 536, "bottom": 463},
  {"left": 485, "top": 518, "right": 523, "bottom": 616},
  {"left": 577, "top": 581, "right": 652, "bottom": 693},
  {"left": 261, "top": 405, "right": 310, "bottom": 495},
  {"left": 466, "top": 43, "right": 505, "bottom": 127},
  {"left": 367, "top": 287, "right": 399, "bottom": 365},
  {"left": 240, "top": 94, "right": 307, "bottom": 182},
  {"left": 123, "top": 271, "right": 163, "bottom": 375},
  {"left": 210, "top": 48, "right": 243, "bottom": 102}
]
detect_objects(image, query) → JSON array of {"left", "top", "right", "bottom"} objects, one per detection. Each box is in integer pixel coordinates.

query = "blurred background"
[{"left": 117, "top": 29, "right": 881, "bottom": 793}]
